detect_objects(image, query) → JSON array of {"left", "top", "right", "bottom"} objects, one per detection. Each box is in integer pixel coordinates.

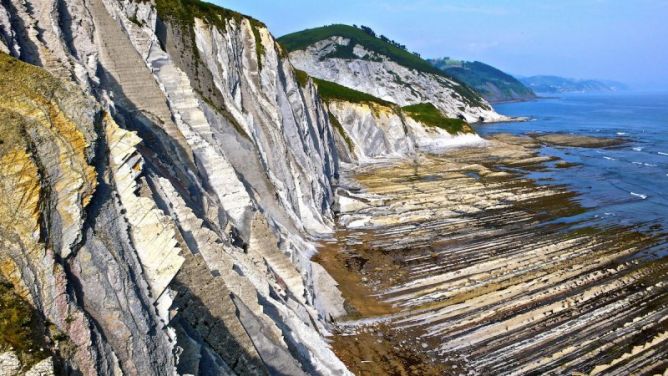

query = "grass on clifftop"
[
  {"left": 155, "top": 0, "right": 264, "bottom": 28},
  {"left": 155, "top": 0, "right": 266, "bottom": 69},
  {"left": 313, "top": 77, "right": 393, "bottom": 107},
  {"left": 294, "top": 69, "right": 310, "bottom": 88},
  {"left": 402, "top": 103, "right": 472, "bottom": 135}
]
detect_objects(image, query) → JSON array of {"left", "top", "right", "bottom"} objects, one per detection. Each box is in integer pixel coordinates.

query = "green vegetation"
[
  {"left": 278, "top": 24, "right": 489, "bottom": 109},
  {"left": 311, "top": 75, "right": 470, "bottom": 136},
  {"left": 0, "top": 281, "right": 50, "bottom": 369},
  {"left": 294, "top": 69, "right": 310, "bottom": 88},
  {"left": 155, "top": 0, "right": 266, "bottom": 69},
  {"left": 155, "top": 0, "right": 264, "bottom": 28},
  {"left": 328, "top": 112, "right": 355, "bottom": 151},
  {"left": 429, "top": 58, "right": 535, "bottom": 103},
  {"left": 313, "top": 77, "right": 393, "bottom": 106},
  {"left": 402, "top": 103, "right": 471, "bottom": 135},
  {"left": 250, "top": 24, "right": 265, "bottom": 70},
  {"left": 279, "top": 24, "right": 440, "bottom": 76}
]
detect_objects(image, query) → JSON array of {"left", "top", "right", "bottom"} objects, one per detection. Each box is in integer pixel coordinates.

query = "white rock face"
[
  {"left": 327, "top": 99, "right": 488, "bottom": 164},
  {"left": 105, "top": 115, "right": 184, "bottom": 305},
  {"left": 0, "top": 0, "right": 350, "bottom": 374},
  {"left": 0, "top": 352, "right": 21, "bottom": 376},
  {"left": 327, "top": 100, "right": 415, "bottom": 163},
  {"left": 289, "top": 36, "right": 511, "bottom": 123}
]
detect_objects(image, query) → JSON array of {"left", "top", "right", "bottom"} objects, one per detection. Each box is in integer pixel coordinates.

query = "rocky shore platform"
[{"left": 315, "top": 134, "right": 667, "bottom": 375}]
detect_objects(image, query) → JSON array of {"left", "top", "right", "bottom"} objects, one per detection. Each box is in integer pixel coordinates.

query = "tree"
[{"left": 360, "top": 25, "right": 376, "bottom": 37}]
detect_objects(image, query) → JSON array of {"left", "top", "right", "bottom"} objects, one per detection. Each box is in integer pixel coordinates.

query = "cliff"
[
  {"left": 279, "top": 24, "right": 510, "bottom": 124},
  {"left": 0, "top": 0, "right": 350, "bottom": 373},
  {"left": 305, "top": 76, "right": 484, "bottom": 164}
]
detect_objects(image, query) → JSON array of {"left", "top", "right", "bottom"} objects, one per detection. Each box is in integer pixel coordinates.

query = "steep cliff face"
[
  {"left": 0, "top": 0, "right": 350, "bottom": 373},
  {"left": 326, "top": 98, "right": 485, "bottom": 164},
  {"left": 304, "top": 76, "right": 484, "bottom": 164},
  {"left": 279, "top": 25, "right": 510, "bottom": 123}
]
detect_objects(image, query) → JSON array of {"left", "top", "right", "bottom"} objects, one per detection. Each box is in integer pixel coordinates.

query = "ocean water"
[{"left": 476, "top": 92, "right": 668, "bottom": 234}]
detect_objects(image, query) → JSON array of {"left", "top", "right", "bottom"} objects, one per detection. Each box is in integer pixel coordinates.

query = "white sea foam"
[
  {"left": 632, "top": 161, "right": 643, "bottom": 165},
  {"left": 644, "top": 163, "right": 657, "bottom": 167},
  {"left": 658, "top": 152, "right": 668, "bottom": 156},
  {"left": 617, "top": 132, "right": 627, "bottom": 136},
  {"left": 632, "top": 147, "right": 643, "bottom": 151},
  {"left": 630, "top": 192, "right": 648, "bottom": 199},
  {"left": 603, "top": 156, "right": 616, "bottom": 161}
]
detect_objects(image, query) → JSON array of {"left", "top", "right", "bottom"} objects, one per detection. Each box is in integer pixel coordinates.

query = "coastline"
[{"left": 314, "top": 135, "right": 667, "bottom": 374}]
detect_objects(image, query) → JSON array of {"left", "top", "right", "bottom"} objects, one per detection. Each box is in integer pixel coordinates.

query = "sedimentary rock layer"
[
  {"left": 0, "top": 0, "right": 350, "bottom": 372},
  {"left": 319, "top": 136, "right": 668, "bottom": 375},
  {"left": 326, "top": 98, "right": 486, "bottom": 164},
  {"left": 288, "top": 36, "right": 509, "bottom": 123}
]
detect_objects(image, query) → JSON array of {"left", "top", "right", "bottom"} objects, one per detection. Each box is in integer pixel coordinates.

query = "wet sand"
[{"left": 316, "top": 135, "right": 668, "bottom": 375}]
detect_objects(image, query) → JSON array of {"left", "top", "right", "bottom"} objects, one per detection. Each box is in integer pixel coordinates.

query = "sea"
[{"left": 476, "top": 92, "right": 668, "bottom": 239}]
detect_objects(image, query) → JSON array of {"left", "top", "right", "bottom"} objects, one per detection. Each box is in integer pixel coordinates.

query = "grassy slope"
[
  {"left": 312, "top": 76, "right": 394, "bottom": 106},
  {"left": 430, "top": 58, "right": 535, "bottom": 102},
  {"left": 278, "top": 24, "right": 487, "bottom": 109},
  {"left": 307, "top": 73, "right": 471, "bottom": 135},
  {"left": 402, "top": 103, "right": 472, "bottom": 134}
]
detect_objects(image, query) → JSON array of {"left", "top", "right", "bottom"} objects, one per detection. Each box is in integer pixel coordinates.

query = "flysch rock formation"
[
  {"left": 326, "top": 97, "right": 487, "bottom": 165},
  {"left": 287, "top": 36, "right": 511, "bottom": 123},
  {"left": 0, "top": 0, "right": 352, "bottom": 373},
  {"left": 316, "top": 135, "right": 668, "bottom": 375}
]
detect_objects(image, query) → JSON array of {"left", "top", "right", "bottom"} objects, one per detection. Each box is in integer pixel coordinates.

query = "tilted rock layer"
[
  {"left": 0, "top": 0, "right": 351, "bottom": 373},
  {"left": 287, "top": 36, "right": 510, "bottom": 123}
]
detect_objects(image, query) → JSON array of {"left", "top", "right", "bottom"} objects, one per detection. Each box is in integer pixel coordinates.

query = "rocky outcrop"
[
  {"left": 284, "top": 33, "right": 510, "bottom": 123},
  {"left": 0, "top": 0, "right": 350, "bottom": 373},
  {"left": 326, "top": 98, "right": 486, "bottom": 164},
  {"left": 317, "top": 136, "right": 668, "bottom": 375}
]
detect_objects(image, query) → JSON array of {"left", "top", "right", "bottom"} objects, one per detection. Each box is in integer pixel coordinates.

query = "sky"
[{"left": 215, "top": 0, "right": 668, "bottom": 89}]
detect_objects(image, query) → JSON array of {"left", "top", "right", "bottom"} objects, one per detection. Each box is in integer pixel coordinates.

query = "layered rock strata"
[
  {"left": 0, "top": 0, "right": 351, "bottom": 373},
  {"left": 318, "top": 136, "right": 668, "bottom": 375},
  {"left": 287, "top": 36, "right": 509, "bottom": 123},
  {"left": 326, "top": 98, "right": 486, "bottom": 164}
]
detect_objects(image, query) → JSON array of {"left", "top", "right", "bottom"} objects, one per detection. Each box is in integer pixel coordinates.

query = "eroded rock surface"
[
  {"left": 288, "top": 36, "right": 510, "bottom": 123},
  {"left": 0, "top": 0, "right": 350, "bottom": 373},
  {"left": 318, "top": 137, "right": 668, "bottom": 375}
]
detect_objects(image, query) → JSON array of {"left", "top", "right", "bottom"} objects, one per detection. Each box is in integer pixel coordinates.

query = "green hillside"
[
  {"left": 279, "top": 24, "right": 441, "bottom": 76},
  {"left": 429, "top": 58, "right": 536, "bottom": 103},
  {"left": 278, "top": 24, "right": 487, "bottom": 109}
]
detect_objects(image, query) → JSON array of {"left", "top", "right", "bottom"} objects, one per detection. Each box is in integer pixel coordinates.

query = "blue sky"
[{"left": 215, "top": 0, "right": 668, "bottom": 89}]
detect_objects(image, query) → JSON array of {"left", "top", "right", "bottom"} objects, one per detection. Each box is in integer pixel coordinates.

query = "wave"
[
  {"left": 630, "top": 192, "right": 648, "bottom": 199},
  {"left": 632, "top": 147, "right": 643, "bottom": 151},
  {"left": 632, "top": 161, "right": 643, "bottom": 165},
  {"left": 603, "top": 156, "right": 616, "bottom": 161},
  {"left": 658, "top": 152, "right": 668, "bottom": 156},
  {"left": 617, "top": 132, "right": 627, "bottom": 136}
]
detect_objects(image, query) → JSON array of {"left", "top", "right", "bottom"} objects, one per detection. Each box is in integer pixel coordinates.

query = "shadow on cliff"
[
  {"left": 169, "top": 277, "right": 270, "bottom": 376},
  {"left": 95, "top": 64, "right": 209, "bottom": 220},
  {"left": 0, "top": 0, "right": 40, "bottom": 65}
]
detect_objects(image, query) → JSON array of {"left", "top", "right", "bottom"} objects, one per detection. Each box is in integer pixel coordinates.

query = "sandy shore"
[{"left": 315, "top": 135, "right": 667, "bottom": 375}]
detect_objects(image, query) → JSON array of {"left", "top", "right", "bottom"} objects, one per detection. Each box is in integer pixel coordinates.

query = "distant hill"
[
  {"left": 519, "top": 75, "right": 628, "bottom": 94},
  {"left": 279, "top": 24, "right": 511, "bottom": 123},
  {"left": 429, "top": 58, "right": 536, "bottom": 103}
]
